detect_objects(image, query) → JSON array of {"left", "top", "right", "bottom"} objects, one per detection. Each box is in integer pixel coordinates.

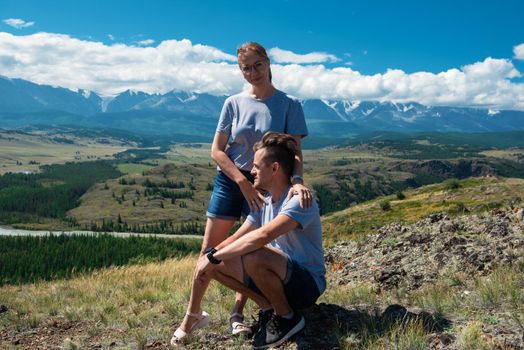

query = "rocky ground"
[
  {"left": 326, "top": 208, "right": 524, "bottom": 291},
  {"left": 325, "top": 207, "right": 524, "bottom": 349}
]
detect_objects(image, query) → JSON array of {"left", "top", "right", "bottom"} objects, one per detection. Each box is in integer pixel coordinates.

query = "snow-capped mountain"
[
  {"left": 0, "top": 76, "right": 102, "bottom": 116},
  {"left": 1, "top": 76, "right": 523, "bottom": 137}
]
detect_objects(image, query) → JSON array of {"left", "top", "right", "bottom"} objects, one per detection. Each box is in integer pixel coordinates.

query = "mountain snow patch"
[
  {"left": 81, "top": 89, "right": 91, "bottom": 99},
  {"left": 343, "top": 100, "right": 361, "bottom": 114},
  {"left": 321, "top": 99, "right": 348, "bottom": 121},
  {"left": 363, "top": 108, "right": 375, "bottom": 116},
  {"left": 403, "top": 104, "right": 414, "bottom": 112},
  {"left": 177, "top": 94, "right": 197, "bottom": 103}
]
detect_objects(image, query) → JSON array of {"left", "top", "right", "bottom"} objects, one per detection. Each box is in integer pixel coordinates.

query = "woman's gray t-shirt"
[{"left": 216, "top": 90, "right": 308, "bottom": 171}]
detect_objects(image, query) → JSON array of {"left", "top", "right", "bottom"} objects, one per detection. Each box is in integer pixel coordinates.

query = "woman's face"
[{"left": 238, "top": 50, "right": 270, "bottom": 87}]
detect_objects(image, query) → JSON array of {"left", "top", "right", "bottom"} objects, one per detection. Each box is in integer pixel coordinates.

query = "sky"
[{"left": 1, "top": 0, "right": 524, "bottom": 110}]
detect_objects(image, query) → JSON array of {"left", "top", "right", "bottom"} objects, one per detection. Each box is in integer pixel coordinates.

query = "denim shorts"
[
  {"left": 245, "top": 257, "right": 321, "bottom": 310},
  {"left": 206, "top": 170, "right": 254, "bottom": 220}
]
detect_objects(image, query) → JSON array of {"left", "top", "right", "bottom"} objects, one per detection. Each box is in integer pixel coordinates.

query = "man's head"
[{"left": 251, "top": 132, "right": 297, "bottom": 191}]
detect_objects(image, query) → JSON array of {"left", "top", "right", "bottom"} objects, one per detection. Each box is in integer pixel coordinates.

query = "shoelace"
[
  {"left": 266, "top": 315, "right": 282, "bottom": 334},
  {"left": 250, "top": 309, "right": 272, "bottom": 333}
]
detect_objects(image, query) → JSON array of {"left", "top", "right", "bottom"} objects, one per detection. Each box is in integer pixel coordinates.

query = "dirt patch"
[{"left": 0, "top": 319, "right": 125, "bottom": 350}]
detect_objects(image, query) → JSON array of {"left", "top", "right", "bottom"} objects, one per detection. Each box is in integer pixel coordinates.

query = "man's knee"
[{"left": 241, "top": 249, "right": 265, "bottom": 274}]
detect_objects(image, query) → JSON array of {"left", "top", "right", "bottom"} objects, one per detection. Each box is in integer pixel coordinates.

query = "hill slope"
[{"left": 1, "top": 177, "right": 523, "bottom": 349}]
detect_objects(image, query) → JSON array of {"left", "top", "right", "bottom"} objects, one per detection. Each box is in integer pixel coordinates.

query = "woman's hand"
[
  {"left": 238, "top": 178, "right": 267, "bottom": 211},
  {"left": 288, "top": 183, "right": 313, "bottom": 209}
]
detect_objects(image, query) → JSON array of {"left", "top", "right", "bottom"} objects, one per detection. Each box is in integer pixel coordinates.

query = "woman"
[{"left": 171, "top": 42, "right": 312, "bottom": 343}]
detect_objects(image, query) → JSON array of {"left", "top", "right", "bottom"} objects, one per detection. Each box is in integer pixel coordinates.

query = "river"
[{"left": 0, "top": 226, "right": 202, "bottom": 240}]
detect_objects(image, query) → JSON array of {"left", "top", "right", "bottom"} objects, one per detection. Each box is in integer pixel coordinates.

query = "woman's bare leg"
[
  {"left": 178, "top": 217, "right": 235, "bottom": 332},
  {"left": 230, "top": 293, "right": 248, "bottom": 321}
]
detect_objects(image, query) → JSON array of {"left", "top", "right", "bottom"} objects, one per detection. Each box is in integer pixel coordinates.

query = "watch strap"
[
  {"left": 290, "top": 175, "right": 304, "bottom": 184},
  {"left": 205, "top": 247, "right": 221, "bottom": 265}
]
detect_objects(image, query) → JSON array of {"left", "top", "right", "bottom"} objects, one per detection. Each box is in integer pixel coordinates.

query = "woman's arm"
[{"left": 211, "top": 132, "right": 266, "bottom": 211}]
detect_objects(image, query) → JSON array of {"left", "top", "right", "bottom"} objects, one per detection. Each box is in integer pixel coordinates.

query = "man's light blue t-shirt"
[
  {"left": 246, "top": 190, "right": 326, "bottom": 294},
  {"left": 216, "top": 90, "right": 308, "bottom": 171}
]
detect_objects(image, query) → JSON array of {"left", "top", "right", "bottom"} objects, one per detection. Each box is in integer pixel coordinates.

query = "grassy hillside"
[
  {"left": 3, "top": 128, "right": 524, "bottom": 233},
  {"left": 66, "top": 146, "right": 524, "bottom": 232},
  {"left": 322, "top": 176, "right": 524, "bottom": 244},
  {"left": 68, "top": 163, "right": 216, "bottom": 233},
  {"left": 304, "top": 144, "right": 524, "bottom": 215},
  {"left": 0, "top": 129, "right": 131, "bottom": 175},
  {"left": 1, "top": 177, "right": 523, "bottom": 349}
]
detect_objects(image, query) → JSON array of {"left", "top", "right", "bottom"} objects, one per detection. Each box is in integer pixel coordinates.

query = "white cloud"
[
  {"left": 271, "top": 58, "right": 524, "bottom": 110},
  {"left": 108, "top": 34, "right": 115, "bottom": 41},
  {"left": 136, "top": 39, "right": 155, "bottom": 46},
  {"left": 0, "top": 31, "right": 523, "bottom": 110},
  {"left": 3, "top": 18, "right": 35, "bottom": 29},
  {"left": 269, "top": 47, "right": 340, "bottom": 64},
  {"left": 0, "top": 32, "right": 239, "bottom": 96},
  {"left": 514, "top": 43, "right": 524, "bottom": 60}
]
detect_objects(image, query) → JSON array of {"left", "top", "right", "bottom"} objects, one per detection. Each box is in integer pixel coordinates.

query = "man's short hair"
[{"left": 254, "top": 132, "right": 297, "bottom": 178}]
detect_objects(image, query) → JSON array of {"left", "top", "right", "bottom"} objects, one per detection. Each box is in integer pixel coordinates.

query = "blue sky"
[{"left": 1, "top": 0, "right": 524, "bottom": 109}]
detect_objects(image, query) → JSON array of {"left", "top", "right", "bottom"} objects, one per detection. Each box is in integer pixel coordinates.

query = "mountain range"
[{"left": 1, "top": 75, "right": 523, "bottom": 139}]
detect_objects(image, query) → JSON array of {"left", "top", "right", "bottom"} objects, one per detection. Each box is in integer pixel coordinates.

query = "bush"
[
  {"left": 379, "top": 200, "right": 391, "bottom": 211},
  {"left": 449, "top": 202, "right": 468, "bottom": 214},
  {"left": 444, "top": 178, "right": 461, "bottom": 190},
  {"left": 396, "top": 191, "right": 406, "bottom": 200}
]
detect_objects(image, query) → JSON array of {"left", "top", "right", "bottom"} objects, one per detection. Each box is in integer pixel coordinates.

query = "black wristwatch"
[{"left": 205, "top": 247, "right": 221, "bottom": 265}]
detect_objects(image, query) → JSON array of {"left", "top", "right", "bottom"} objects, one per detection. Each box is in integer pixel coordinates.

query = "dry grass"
[
  {"left": 456, "top": 322, "right": 494, "bottom": 350},
  {"left": 166, "top": 144, "right": 214, "bottom": 165},
  {"left": 322, "top": 252, "right": 524, "bottom": 348},
  {"left": 0, "top": 255, "right": 255, "bottom": 348},
  {"left": 479, "top": 149, "right": 524, "bottom": 161},
  {"left": 0, "top": 131, "right": 128, "bottom": 175},
  {"left": 1, "top": 252, "right": 524, "bottom": 348}
]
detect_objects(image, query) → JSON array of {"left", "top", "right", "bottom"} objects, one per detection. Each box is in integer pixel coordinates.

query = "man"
[{"left": 193, "top": 131, "right": 326, "bottom": 349}]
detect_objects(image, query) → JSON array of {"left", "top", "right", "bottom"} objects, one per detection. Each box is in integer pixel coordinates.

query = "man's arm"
[
  {"left": 215, "top": 219, "right": 258, "bottom": 251},
  {"left": 194, "top": 219, "right": 260, "bottom": 281},
  {"left": 213, "top": 214, "right": 299, "bottom": 262}
]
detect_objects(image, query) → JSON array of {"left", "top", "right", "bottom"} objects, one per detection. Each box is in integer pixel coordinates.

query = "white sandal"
[
  {"left": 229, "top": 312, "right": 252, "bottom": 336},
  {"left": 170, "top": 310, "right": 210, "bottom": 345}
]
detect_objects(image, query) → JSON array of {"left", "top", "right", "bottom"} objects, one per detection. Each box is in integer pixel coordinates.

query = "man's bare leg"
[
  {"left": 242, "top": 247, "right": 291, "bottom": 316},
  {"left": 211, "top": 257, "right": 271, "bottom": 309}
]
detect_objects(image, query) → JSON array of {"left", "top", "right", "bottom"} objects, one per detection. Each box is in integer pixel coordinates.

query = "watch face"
[
  {"left": 291, "top": 175, "right": 303, "bottom": 183},
  {"left": 204, "top": 247, "right": 216, "bottom": 254}
]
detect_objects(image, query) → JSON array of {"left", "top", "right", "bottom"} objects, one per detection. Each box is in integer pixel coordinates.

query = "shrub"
[
  {"left": 444, "top": 178, "right": 461, "bottom": 190},
  {"left": 456, "top": 322, "right": 492, "bottom": 350},
  {"left": 379, "top": 200, "right": 391, "bottom": 211},
  {"left": 396, "top": 191, "right": 406, "bottom": 200},
  {"left": 449, "top": 202, "right": 468, "bottom": 214}
]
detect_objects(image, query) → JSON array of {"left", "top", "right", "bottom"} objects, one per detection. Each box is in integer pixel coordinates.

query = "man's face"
[{"left": 251, "top": 148, "right": 273, "bottom": 191}]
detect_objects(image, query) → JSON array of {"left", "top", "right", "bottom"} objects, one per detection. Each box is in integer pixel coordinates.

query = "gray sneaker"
[
  {"left": 252, "top": 312, "right": 305, "bottom": 349},
  {"left": 250, "top": 308, "right": 273, "bottom": 339}
]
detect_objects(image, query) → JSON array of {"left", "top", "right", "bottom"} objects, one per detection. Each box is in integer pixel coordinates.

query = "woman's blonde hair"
[{"left": 237, "top": 42, "right": 272, "bottom": 82}]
